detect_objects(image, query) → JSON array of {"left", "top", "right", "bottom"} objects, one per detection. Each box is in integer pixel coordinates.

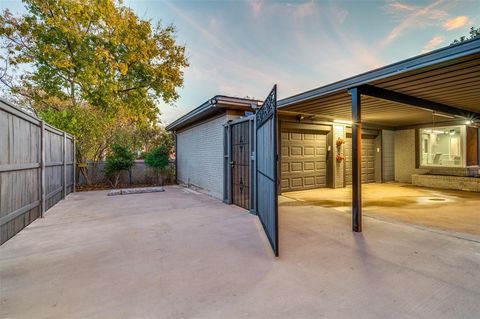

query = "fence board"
[{"left": 0, "top": 99, "right": 75, "bottom": 245}]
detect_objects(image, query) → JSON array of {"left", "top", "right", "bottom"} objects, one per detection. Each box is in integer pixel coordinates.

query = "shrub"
[
  {"left": 104, "top": 144, "right": 135, "bottom": 188},
  {"left": 144, "top": 145, "right": 170, "bottom": 185}
]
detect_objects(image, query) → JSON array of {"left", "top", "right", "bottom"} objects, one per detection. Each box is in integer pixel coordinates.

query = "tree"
[
  {"left": 451, "top": 26, "right": 480, "bottom": 45},
  {"left": 0, "top": 0, "right": 188, "bottom": 183},
  {"left": 144, "top": 146, "right": 170, "bottom": 185},
  {"left": 104, "top": 144, "right": 134, "bottom": 188}
]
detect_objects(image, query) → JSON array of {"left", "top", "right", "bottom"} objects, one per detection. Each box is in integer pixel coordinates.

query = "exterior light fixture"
[
  {"left": 466, "top": 120, "right": 472, "bottom": 125},
  {"left": 333, "top": 119, "right": 353, "bottom": 125}
]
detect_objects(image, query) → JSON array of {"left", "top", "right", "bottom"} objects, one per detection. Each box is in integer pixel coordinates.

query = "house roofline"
[{"left": 166, "top": 95, "right": 262, "bottom": 131}]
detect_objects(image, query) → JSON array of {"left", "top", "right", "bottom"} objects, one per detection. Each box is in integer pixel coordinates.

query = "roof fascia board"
[{"left": 166, "top": 96, "right": 261, "bottom": 131}]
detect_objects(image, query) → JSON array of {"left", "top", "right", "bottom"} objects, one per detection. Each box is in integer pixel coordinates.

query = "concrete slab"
[
  {"left": 1, "top": 186, "right": 480, "bottom": 319},
  {"left": 282, "top": 183, "right": 480, "bottom": 238}
]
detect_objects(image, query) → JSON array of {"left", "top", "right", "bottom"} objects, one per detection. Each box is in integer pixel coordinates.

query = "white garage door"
[{"left": 280, "top": 131, "right": 327, "bottom": 192}]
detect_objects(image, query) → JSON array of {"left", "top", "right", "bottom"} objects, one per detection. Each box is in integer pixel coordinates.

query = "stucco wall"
[{"left": 394, "top": 129, "right": 428, "bottom": 183}]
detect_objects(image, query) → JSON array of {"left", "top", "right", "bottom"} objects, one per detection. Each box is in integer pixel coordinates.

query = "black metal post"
[
  {"left": 351, "top": 87, "right": 362, "bottom": 232},
  {"left": 174, "top": 132, "right": 178, "bottom": 184}
]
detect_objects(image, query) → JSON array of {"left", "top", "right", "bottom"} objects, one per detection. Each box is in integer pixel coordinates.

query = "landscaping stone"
[{"left": 107, "top": 186, "right": 165, "bottom": 196}]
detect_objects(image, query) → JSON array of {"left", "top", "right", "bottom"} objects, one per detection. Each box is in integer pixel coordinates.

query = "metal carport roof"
[{"left": 278, "top": 38, "right": 480, "bottom": 128}]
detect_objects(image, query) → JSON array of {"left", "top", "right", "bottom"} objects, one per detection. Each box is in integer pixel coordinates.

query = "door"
[
  {"left": 280, "top": 130, "right": 327, "bottom": 192},
  {"left": 255, "top": 85, "right": 279, "bottom": 256},
  {"left": 345, "top": 135, "right": 376, "bottom": 184},
  {"left": 231, "top": 121, "right": 250, "bottom": 210}
]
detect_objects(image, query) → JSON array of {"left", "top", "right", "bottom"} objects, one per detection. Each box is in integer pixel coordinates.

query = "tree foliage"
[
  {"left": 144, "top": 145, "right": 170, "bottom": 185},
  {"left": 451, "top": 26, "right": 480, "bottom": 45},
  {"left": 104, "top": 144, "right": 134, "bottom": 188},
  {"left": 0, "top": 0, "right": 188, "bottom": 183}
]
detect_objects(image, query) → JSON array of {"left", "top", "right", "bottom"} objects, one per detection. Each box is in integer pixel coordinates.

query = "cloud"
[
  {"left": 249, "top": 0, "right": 263, "bottom": 17},
  {"left": 421, "top": 35, "right": 445, "bottom": 53},
  {"left": 292, "top": 1, "right": 317, "bottom": 19},
  {"left": 443, "top": 16, "right": 469, "bottom": 30},
  {"left": 382, "top": 0, "right": 447, "bottom": 47},
  {"left": 209, "top": 18, "right": 219, "bottom": 29},
  {"left": 249, "top": 0, "right": 319, "bottom": 19},
  {"left": 333, "top": 7, "right": 349, "bottom": 24},
  {"left": 388, "top": 1, "right": 417, "bottom": 11}
]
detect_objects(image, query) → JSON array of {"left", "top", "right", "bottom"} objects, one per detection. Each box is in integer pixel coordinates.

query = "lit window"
[{"left": 419, "top": 125, "right": 465, "bottom": 167}]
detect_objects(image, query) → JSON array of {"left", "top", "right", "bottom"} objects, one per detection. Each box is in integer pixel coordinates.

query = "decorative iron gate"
[
  {"left": 231, "top": 121, "right": 250, "bottom": 210},
  {"left": 255, "top": 85, "right": 279, "bottom": 256}
]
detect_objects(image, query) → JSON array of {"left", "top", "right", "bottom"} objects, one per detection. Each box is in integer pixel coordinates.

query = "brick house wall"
[{"left": 176, "top": 113, "right": 240, "bottom": 199}]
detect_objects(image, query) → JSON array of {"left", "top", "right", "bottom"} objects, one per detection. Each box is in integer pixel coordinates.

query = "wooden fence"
[{"left": 0, "top": 99, "right": 75, "bottom": 245}]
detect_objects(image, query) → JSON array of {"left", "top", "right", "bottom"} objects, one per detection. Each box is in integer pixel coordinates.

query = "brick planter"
[{"left": 412, "top": 174, "right": 480, "bottom": 192}]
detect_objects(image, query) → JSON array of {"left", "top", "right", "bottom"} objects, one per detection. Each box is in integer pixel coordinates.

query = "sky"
[{"left": 1, "top": 0, "right": 479, "bottom": 125}]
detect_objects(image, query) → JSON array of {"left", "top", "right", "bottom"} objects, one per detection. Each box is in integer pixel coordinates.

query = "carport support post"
[{"left": 351, "top": 87, "right": 362, "bottom": 232}]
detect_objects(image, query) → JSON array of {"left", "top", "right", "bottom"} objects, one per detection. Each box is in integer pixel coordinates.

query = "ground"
[
  {"left": 1, "top": 186, "right": 480, "bottom": 319},
  {"left": 282, "top": 183, "right": 480, "bottom": 239}
]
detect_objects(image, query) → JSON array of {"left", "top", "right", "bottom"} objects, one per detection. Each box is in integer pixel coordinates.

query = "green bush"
[
  {"left": 144, "top": 145, "right": 170, "bottom": 185},
  {"left": 104, "top": 144, "right": 135, "bottom": 188}
]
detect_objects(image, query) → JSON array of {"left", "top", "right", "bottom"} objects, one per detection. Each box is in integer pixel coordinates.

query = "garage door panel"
[
  {"left": 291, "top": 162, "right": 303, "bottom": 172},
  {"left": 304, "top": 133, "right": 315, "bottom": 140},
  {"left": 304, "top": 146, "right": 315, "bottom": 156},
  {"left": 304, "top": 177, "right": 315, "bottom": 186},
  {"left": 316, "top": 176, "right": 326, "bottom": 184},
  {"left": 290, "top": 146, "right": 303, "bottom": 156},
  {"left": 281, "top": 130, "right": 328, "bottom": 192},
  {"left": 345, "top": 136, "right": 376, "bottom": 185},
  {"left": 291, "top": 178, "right": 303, "bottom": 187},
  {"left": 316, "top": 147, "right": 326, "bottom": 156},
  {"left": 291, "top": 133, "right": 302, "bottom": 140},
  {"left": 316, "top": 161, "right": 326, "bottom": 170},
  {"left": 303, "top": 161, "right": 315, "bottom": 171}
]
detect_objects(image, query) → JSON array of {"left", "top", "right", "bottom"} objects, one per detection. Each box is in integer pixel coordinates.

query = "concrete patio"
[
  {"left": 1, "top": 186, "right": 480, "bottom": 319},
  {"left": 281, "top": 183, "right": 480, "bottom": 239}
]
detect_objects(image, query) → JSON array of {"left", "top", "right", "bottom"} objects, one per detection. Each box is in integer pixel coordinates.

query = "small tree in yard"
[
  {"left": 144, "top": 146, "right": 170, "bottom": 186},
  {"left": 104, "top": 145, "right": 135, "bottom": 188}
]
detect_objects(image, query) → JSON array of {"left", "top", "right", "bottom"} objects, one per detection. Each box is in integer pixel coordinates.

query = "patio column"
[{"left": 351, "top": 87, "right": 362, "bottom": 232}]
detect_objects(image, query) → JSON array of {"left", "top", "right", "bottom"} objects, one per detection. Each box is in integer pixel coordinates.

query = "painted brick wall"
[
  {"left": 394, "top": 129, "right": 428, "bottom": 183},
  {"left": 176, "top": 115, "right": 226, "bottom": 199},
  {"left": 176, "top": 114, "right": 240, "bottom": 199},
  {"left": 382, "top": 130, "right": 395, "bottom": 182}
]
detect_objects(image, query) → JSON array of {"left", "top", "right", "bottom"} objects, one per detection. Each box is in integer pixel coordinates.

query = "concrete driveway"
[{"left": 1, "top": 186, "right": 480, "bottom": 319}]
